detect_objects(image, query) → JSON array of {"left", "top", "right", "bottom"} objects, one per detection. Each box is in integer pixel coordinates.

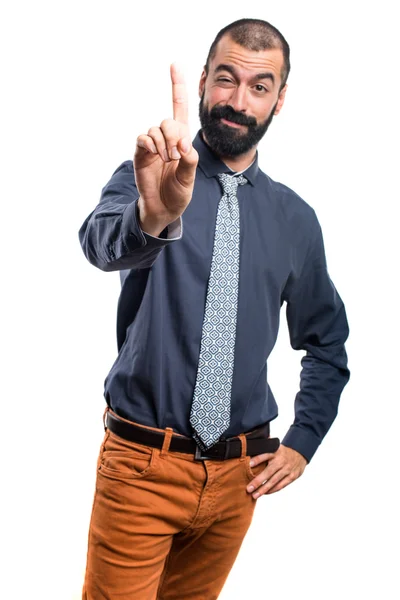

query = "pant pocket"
[
  {"left": 244, "top": 456, "right": 269, "bottom": 482},
  {"left": 98, "top": 431, "right": 158, "bottom": 480}
]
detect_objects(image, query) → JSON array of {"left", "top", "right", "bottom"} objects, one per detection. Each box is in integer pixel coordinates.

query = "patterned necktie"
[{"left": 190, "top": 173, "right": 247, "bottom": 451}]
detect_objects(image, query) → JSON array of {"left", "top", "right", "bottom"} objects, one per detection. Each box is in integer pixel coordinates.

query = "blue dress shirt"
[{"left": 79, "top": 130, "right": 350, "bottom": 463}]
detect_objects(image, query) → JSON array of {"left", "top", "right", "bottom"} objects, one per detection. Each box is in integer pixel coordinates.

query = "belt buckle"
[{"left": 194, "top": 444, "right": 220, "bottom": 461}]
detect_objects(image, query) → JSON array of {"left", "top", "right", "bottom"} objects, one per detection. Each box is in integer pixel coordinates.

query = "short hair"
[{"left": 205, "top": 18, "right": 290, "bottom": 92}]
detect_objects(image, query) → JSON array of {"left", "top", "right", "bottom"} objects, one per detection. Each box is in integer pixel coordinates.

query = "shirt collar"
[{"left": 193, "top": 130, "right": 259, "bottom": 186}]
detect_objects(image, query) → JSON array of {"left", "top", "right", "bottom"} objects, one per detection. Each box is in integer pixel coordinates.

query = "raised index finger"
[{"left": 171, "top": 63, "right": 188, "bottom": 125}]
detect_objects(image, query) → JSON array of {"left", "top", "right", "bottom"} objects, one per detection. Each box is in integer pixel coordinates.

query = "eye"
[
  {"left": 254, "top": 84, "right": 268, "bottom": 93},
  {"left": 217, "top": 77, "right": 234, "bottom": 84}
]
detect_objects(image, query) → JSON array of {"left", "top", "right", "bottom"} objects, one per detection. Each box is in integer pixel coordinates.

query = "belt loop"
[
  {"left": 103, "top": 406, "right": 109, "bottom": 431},
  {"left": 238, "top": 433, "right": 247, "bottom": 461},
  {"left": 160, "top": 427, "right": 174, "bottom": 458}
]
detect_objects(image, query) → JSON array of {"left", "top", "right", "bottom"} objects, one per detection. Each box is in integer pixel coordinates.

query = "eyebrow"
[{"left": 214, "top": 63, "right": 275, "bottom": 86}]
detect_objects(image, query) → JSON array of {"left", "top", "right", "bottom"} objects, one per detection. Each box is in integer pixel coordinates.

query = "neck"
[{"left": 202, "top": 132, "right": 257, "bottom": 172}]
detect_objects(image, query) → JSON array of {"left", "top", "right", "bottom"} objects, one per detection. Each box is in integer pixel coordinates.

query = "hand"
[
  {"left": 246, "top": 444, "right": 308, "bottom": 498},
  {"left": 134, "top": 63, "right": 199, "bottom": 236}
]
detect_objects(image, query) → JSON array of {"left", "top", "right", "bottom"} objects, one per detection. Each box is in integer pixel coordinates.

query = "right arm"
[
  {"left": 78, "top": 63, "right": 197, "bottom": 272},
  {"left": 78, "top": 161, "right": 183, "bottom": 272}
]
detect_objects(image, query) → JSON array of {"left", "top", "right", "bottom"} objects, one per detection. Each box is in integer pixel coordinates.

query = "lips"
[{"left": 220, "top": 118, "right": 245, "bottom": 129}]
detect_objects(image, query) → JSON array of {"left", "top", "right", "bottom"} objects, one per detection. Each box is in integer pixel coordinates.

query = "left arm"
[
  {"left": 246, "top": 212, "right": 350, "bottom": 497},
  {"left": 281, "top": 213, "right": 350, "bottom": 463}
]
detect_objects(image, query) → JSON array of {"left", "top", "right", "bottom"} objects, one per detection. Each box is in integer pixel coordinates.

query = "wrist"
[
  {"left": 140, "top": 217, "right": 166, "bottom": 237},
  {"left": 137, "top": 200, "right": 171, "bottom": 237}
]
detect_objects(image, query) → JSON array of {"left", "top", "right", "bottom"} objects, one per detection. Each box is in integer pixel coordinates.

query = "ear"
[
  {"left": 274, "top": 84, "right": 288, "bottom": 116},
  {"left": 199, "top": 67, "right": 207, "bottom": 98}
]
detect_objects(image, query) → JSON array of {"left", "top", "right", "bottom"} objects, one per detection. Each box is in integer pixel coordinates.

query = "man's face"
[{"left": 198, "top": 35, "right": 287, "bottom": 157}]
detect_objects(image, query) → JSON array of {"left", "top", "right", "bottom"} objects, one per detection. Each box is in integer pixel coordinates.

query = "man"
[{"left": 79, "top": 18, "right": 350, "bottom": 600}]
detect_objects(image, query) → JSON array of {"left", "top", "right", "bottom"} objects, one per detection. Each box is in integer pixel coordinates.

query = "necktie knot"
[{"left": 217, "top": 173, "right": 247, "bottom": 195}]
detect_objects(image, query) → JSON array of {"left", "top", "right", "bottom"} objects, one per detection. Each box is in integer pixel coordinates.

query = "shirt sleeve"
[
  {"left": 78, "top": 160, "right": 183, "bottom": 271},
  {"left": 145, "top": 216, "right": 182, "bottom": 241},
  {"left": 281, "top": 212, "right": 350, "bottom": 463}
]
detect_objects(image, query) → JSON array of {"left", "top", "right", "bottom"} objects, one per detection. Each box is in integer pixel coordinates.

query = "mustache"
[{"left": 209, "top": 105, "right": 257, "bottom": 128}]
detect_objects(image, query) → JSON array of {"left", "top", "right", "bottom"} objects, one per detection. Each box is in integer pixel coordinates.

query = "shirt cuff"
[
  {"left": 143, "top": 216, "right": 182, "bottom": 241},
  {"left": 281, "top": 424, "right": 322, "bottom": 464},
  {"left": 121, "top": 200, "right": 183, "bottom": 253}
]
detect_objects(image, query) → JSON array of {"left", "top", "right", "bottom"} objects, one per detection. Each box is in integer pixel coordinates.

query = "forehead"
[{"left": 210, "top": 35, "right": 284, "bottom": 86}]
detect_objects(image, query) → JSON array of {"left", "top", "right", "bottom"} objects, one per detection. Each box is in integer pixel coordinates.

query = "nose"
[{"left": 228, "top": 84, "right": 248, "bottom": 113}]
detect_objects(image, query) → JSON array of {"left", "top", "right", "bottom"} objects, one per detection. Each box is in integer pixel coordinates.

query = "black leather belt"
[{"left": 105, "top": 411, "right": 280, "bottom": 460}]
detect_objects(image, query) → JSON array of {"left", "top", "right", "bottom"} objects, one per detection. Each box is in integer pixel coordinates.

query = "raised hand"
[{"left": 134, "top": 63, "right": 199, "bottom": 236}]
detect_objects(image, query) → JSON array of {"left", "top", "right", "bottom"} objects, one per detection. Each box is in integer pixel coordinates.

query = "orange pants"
[{"left": 82, "top": 410, "right": 268, "bottom": 599}]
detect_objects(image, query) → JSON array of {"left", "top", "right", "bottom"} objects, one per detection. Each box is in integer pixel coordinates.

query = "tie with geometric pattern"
[{"left": 190, "top": 173, "right": 247, "bottom": 451}]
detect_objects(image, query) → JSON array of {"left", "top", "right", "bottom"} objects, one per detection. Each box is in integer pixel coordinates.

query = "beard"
[{"left": 199, "top": 94, "right": 277, "bottom": 157}]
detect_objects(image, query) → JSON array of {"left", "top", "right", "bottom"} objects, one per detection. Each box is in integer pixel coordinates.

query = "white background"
[{"left": 1, "top": 1, "right": 399, "bottom": 598}]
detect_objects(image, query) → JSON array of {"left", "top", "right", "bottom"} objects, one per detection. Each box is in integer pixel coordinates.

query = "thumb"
[{"left": 175, "top": 137, "right": 198, "bottom": 186}]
